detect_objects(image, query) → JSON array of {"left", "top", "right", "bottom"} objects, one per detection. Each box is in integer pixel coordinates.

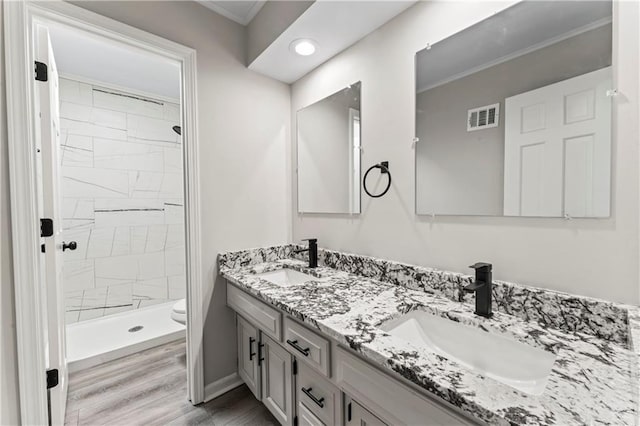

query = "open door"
[
  {"left": 34, "top": 23, "right": 69, "bottom": 425},
  {"left": 503, "top": 67, "right": 612, "bottom": 217}
]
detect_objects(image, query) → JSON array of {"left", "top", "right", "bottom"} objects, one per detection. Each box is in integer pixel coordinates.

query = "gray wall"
[
  {"left": 416, "top": 25, "right": 612, "bottom": 216},
  {"left": 291, "top": 0, "right": 640, "bottom": 304},
  {"left": 2, "top": 2, "right": 291, "bottom": 414},
  {"left": 1, "top": 1, "right": 21, "bottom": 423}
]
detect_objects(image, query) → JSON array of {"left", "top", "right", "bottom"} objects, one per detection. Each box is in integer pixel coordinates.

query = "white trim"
[
  {"left": 417, "top": 17, "right": 613, "bottom": 93},
  {"left": 4, "top": 3, "right": 205, "bottom": 423},
  {"left": 4, "top": 2, "right": 48, "bottom": 423},
  {"left": 203, "top": 373, "right": 244, "bottom": 403},
  {"left": 58, "top": 72, "right": 181, "bottom": 105}
]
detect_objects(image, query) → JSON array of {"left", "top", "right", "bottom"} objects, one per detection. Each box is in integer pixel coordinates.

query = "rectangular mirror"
[
  {"left": 415, "top": 1, "right": 613, "bottom": 217},
  {"left": 297, "top": 82, "right": 361, "bottom": 214}
]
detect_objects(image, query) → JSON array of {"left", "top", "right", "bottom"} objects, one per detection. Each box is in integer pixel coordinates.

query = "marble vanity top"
[{"left": 219, "top": 246, "right": 640, "bottom": 425}]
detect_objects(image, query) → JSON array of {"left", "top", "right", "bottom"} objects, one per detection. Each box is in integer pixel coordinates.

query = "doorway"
[
  {"left": 46, "top": 23, "right": 188, "bottom": 372},
  {"left": 4, "top": 2, "right": 203, "bottom": 424}
]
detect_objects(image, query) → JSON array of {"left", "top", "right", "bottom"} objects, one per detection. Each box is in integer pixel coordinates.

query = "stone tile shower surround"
[
  {"left": 59, "top": 78, "right": 186, "bottom": 323},
  {"left": 218, "top": 244, "right": 631, "bottom": 345}
]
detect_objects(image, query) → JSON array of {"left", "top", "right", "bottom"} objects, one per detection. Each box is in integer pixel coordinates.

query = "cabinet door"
[
  {"left": 261, "top": 334, "right": 294, "bottom": 426},
  {"left": 345, "top": 396, "right": 387, "bottom": 426},
  {"left": 299, "top": 402, "right": 325, "bottom": 426},
  {"left": 237, "top": 315, "right": 261, "bottom": 399}
]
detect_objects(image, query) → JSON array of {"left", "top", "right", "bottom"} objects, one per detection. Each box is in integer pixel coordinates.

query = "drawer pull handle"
[
  {"left": 301, "top": 387, "right": 324, "bottom": 408},
  {"left": 249, "top": 337, "right": 256, "bottom": 361},
  {"left": 258, "top": 342, "right": 265, "bottom": 366},
  {"left": 286, "top": 339, "right": 310, "bottom": 356}
]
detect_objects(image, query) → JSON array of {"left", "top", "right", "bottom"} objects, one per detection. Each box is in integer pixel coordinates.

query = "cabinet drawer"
[
  {"left": 298, "top": 401, "right": 325, "bottom": 426},
  {"left": 336, "top": 348, "right": 475, "bottom": 426},
  {"left": 345, "top": 397, "right": 387, "bottom": 426},
  {"left": 296, "top": 361, "right": 341, "bottom": 426},
  {"left": 284, "top": 317, "right": 330, "bottom": 376},
  {"left": 227, "top": 283, "right": 281, "bottom": 340}
]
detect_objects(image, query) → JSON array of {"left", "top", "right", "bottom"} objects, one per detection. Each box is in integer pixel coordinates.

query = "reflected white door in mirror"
[{"left": 503, "top": 67, "right": 611, "bottom": 218}]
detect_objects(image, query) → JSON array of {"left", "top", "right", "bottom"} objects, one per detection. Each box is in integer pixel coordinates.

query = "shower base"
[{"left": 66, "top": 301, "right": 185, "bottom": 373}]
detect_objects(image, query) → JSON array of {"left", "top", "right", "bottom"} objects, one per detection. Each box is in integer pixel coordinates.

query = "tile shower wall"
[{"left": 59, "top": 78, "right": 186, "bottom": 324}]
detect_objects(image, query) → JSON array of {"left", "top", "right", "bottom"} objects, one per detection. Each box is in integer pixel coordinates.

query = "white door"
[
  {"left": 34, "top": 23, "right": 68, "bottom": 426},
  {"left": 503, "top": 67, "right": 612, "bottom": 217}
]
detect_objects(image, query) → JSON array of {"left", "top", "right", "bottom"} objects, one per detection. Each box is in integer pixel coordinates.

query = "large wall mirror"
[
  {"left": 297, "top": 82, "right": 361, "bottom": 214},
  {"left": 415, "top": 1, "right": 613, "bottom": 218}
]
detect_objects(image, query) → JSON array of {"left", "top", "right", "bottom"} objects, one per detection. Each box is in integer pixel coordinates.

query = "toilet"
[{"left": 171, "top": 299, "right": 186, "bottom": 325}]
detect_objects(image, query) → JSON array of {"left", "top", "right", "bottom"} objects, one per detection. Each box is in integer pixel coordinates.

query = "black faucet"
[
  {"left": 464, "top": 262, "right": 493, "bottom": 318},
  {"left": 294, "top": 238, "right": 318, "bottom": 268}
]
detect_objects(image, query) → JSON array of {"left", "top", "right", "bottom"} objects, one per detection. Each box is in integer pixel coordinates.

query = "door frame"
[{"left": 4, "top": 1, "right": 204, "bottom": 423}]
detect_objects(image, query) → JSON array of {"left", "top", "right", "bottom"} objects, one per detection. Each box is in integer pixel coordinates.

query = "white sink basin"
[
  {"left": 255, "top": 268, "right": 317, "bottom": 287},
  {"left": 380, "top": 310, "right": 556, "bottom": 395}
]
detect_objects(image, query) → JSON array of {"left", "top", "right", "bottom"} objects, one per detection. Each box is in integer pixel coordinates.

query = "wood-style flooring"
[{"left": 64, "top": 339, "right": 277, "bottom": 425}]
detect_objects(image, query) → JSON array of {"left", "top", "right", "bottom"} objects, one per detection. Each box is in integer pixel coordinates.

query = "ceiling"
[
  {"left": 416, "top": 1, "right": 612, "bottom": 92},
  {"left": 249, "top": 1, "right": 416, "bottom": 83},
  {"left": 48, "top": 23, "right": 181, "bottom": 100},
  {"left": 196, "top": 0, "right": 266, "bottom": 25}
]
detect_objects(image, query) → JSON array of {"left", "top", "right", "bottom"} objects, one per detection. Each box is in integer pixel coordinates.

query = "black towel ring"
[{"left": 363, "top": 161, "right": 391, "bottom": 198}]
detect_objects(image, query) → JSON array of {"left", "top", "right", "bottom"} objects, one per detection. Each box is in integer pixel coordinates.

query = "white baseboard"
[{"left": 203, "top": 372, "right": 244, "bottom": 403}]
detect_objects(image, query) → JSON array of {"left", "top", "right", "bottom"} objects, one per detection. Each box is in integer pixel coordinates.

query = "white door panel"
[
  {"left": 35, "top": 24, "right": 68, "bottom": 426},
  {"left": 504, "top": 67, "right": 611, "bottom": 217},
  {"left": 237, "top": 315, "right": 261, "bottom": 399},
  {"left": 261, "top": 334, "right": 293, "bottom": 426}
]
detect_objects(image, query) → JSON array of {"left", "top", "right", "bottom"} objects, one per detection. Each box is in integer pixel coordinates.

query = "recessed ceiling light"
[{"left": 290, "top": 39, "right": 317, "bottom": 56}]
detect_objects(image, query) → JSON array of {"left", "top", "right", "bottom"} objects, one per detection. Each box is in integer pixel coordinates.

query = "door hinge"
[
  {"left": 347, "top": 402, "right": 352, "bottom": 422},
  {"left": 293, "top": 416, "right": 298, "bottom": 426},
  {"left": 46, "top": 369, "right": 59, "bottom": 389},
  {"left": 35, "top": 61, "right": 48, "bottom": 82},
  {"left": 41, "top": 243, "right": 45, "bottom": 253},
  {"left": 292, "top": 359, "right": 297, "bottom": 375},
  {"left": 40, "top": 218, "right": 53, "bottom": 237}
]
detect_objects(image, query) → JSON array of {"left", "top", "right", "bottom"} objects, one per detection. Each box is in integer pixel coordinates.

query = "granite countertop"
[{"left": 220, "top": 257, "right": 639, "bottom": 426}]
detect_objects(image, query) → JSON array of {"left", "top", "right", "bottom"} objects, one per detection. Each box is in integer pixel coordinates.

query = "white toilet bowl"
[{"left": 171, "top": 299, "right": 186, "bottom": 325}]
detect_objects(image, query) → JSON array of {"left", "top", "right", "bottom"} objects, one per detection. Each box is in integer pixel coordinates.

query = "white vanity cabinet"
[{"left": 228, "top": 282, "right": 478, "bottom": 426}]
